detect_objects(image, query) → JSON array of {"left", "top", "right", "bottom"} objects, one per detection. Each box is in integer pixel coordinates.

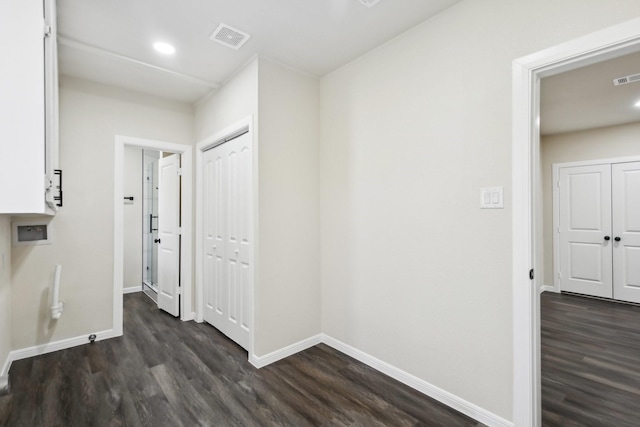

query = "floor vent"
[
  {"left": 210, "top": 23, "right": 251, "bottom": 50},
  {"left": 357, "top": 0, "right": 382, "bottom": 7},
  {"left": 613, "top": 72, "right": 640, "bottom": 86}
]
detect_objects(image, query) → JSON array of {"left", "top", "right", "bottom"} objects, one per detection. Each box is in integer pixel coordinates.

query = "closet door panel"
[
  {"left": 612, "top": 162, "right": 640, "bottom": 303},
  {"left": 558, "top": 164, "right": 613, "bottom": 298},
  {"left": 201, "top": 131, "right": 252, "bottom": 351}
]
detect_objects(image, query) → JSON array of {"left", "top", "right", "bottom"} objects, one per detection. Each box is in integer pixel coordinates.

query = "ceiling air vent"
[
  {"left": 357, "top": 0, "right": 382, "bottom": 8},
  {"left": 613, "top": 72, "right": 640, "bottom": 86},
  {"left": 210, "top": 23, "right": 251, "bottom": 50}
]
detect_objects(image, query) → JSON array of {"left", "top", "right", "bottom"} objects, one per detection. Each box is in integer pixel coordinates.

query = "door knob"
[
  {"left": 604, "top": 236, "right": 610, "bottom": 241},
  {"left": 615, "top": 237, "right": 621, "bottom": 242},
  {"left": 154, "top": 238, "right": 161, "bottom": 244}
]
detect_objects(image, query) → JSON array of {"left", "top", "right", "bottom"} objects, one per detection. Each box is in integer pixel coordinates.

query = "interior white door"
[
  {"left": 612, "top": 161, "right": 640, "bottom": 303},
  {"left": 202, "top": 132, "right": 252, "bottom": 350},
  {"left": 157, "top": 153, "right": 181, "bottom": 316},
  {"left": 558, "top": 164, "right": 613, "bottom": 298},
  {"left": 203, "top": 145, "right": 226, "bottom": 332}
]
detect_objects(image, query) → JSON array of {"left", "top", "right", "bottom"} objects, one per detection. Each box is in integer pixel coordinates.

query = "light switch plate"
[{"left": 481, "top": 187, "right": 503, "bottom": 209}]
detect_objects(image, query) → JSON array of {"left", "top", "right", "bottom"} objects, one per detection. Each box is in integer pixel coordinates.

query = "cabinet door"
[
  {"left": 612, "top": 162, "right": 640, "bottom": 303},
  {"left": 0, "top": 0, "right": 45, "bottom": 213},
  {"left": 0, "top": 1, "right": 46, "bottom": 214}
]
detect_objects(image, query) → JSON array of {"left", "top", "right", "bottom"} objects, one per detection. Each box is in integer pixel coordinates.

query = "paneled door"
[
  {"left": 157, "top": 153, "right": 181, "bottom": 317},
  {"left": 202, "top": 132, "right": 252, "bottom": 350},
  {"left": 558, "top": 161, "right": 640, "bottom": 304},
  {"left": 612, "top": 162, "right": 640, "bottom": 303},
  {"left": 558, "top": 164, "right": 613, "bottom": 298}
]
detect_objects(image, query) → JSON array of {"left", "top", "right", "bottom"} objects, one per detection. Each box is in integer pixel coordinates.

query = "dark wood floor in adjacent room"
[
  {"left": 542, "top": 291, "right": 640, "bottom": 427},
  {"left": 0, "top": 293, "right": 482, "bottom": 426}
]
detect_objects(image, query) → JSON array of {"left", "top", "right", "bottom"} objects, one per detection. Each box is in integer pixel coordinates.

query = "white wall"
[
  {"left": 255, "top": 59, "right": 320, "bottom": 356},
  {"left": 319, "top": 0, "right": 640, "bottom": 421},
  {"left": 195, "top": 59, "right": 258, "bottom": 141},
  {"left": 0, "top": 216, "right": 11, "bottom": 372},
  {"left": 11, "top": 76, "right": 193, "bottom": 350},
  {"left": 541, "top": 122, "right": 640, "bottom": 286},
  {"left": 123, "top": 146, "right": 143, "bottom": 289},
  {"left": 195, "top": 58, "right": 321, "bottom": 357}
]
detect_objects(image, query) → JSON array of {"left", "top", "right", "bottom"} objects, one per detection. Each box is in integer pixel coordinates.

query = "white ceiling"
[
  {"left": 541, "top": 51, "right": 640, "bottom": 135},
  {"left": 57, "top": 0, "right": 464, "bottom": 104}
]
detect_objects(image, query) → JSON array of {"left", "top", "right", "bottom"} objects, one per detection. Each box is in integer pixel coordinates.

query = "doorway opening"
[
  {"left": 113, "top": 135, "right": 193, "bottom": 338},
  {"left": 535, "top": 47, "right": 640, "bottom": 424},
  {"left": 123, "top": 148, "right": 183, "bottom": 313},
  {"left": 512, "top": 17, "right": 640, "bottom": 426}
]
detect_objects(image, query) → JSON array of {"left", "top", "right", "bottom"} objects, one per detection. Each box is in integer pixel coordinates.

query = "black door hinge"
[{"left": 529, "top": 269, "right": 534, "bottom": 280}]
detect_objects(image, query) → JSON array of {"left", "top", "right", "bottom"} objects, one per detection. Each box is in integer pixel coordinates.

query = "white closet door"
[
  {"left": 203, "top": 145, "right": 226, "bottom": 332},
  {"left": 157, "top": 154, "right": 181, "bottom": 317},
  {"left": 202, "top": 132, "right": 252, "bottom": 350},
  {"left": 559, "top": 164, "right": 613, "bottom": 298},
  {"left": 612, "top": 162, "right": 640, "bottom": 303}
]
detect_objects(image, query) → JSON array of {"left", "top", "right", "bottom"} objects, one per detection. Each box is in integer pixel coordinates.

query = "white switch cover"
[{"left": 481, "top": 187, "right": 503, "bottom": 209}]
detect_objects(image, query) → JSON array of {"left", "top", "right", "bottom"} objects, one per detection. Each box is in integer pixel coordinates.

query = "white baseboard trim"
[
  {"left": 123, "top": 285, "right": 142, "bottom": 294},
  {"left": 249, "top": 334, "right": 322, "bottom": 368},
  {"left": 3, "top": 329, "right": 119, "bottom": 376},
  {"left": 321, "top": 334, "right": 514, "bottom": 427},
  {"left": 540, "top": 285, "right": 557, "bottom": 294},
  {"left": 1, "top": 352, "right": 11, "bottom": 377},
  {"left": 181, "top": 312, "right": 196, "bottom": 322}
]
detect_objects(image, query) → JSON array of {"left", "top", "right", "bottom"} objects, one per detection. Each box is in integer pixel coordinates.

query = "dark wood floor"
[
  {"left": 0, "top": 293, "right": 482, "bottom": 426},
  {"left": 542, "top": 291, "right": 640, "bottom": 427}
]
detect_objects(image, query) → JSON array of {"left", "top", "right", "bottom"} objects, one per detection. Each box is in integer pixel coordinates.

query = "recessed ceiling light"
[
  {"left": 153, "top": 42, "right": 175, "bottom": 55},
  {"left": 634, "top": 100, "right": 640, "bottom": 108}
]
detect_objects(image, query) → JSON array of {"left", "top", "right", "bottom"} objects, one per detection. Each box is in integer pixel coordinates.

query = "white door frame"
[
  {"left": 195, "top": 116, "right": 256, "bottom": 354},
  {"left": 114, "top": 135, "right": 194, "bottom": 336},
  {"left": 512, "top": 17, "right": 640, "bottom": 427}
]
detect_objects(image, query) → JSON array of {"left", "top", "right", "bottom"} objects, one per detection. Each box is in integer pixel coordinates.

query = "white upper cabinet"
[{"left": 0, "top": 0, "right": 59, "bottom": 215}]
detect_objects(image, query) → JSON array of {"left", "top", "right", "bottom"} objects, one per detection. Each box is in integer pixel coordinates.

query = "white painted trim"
[
  {"left": 249, "top": 335, "right": 322, "bottom": 369},
  {"left": 114, "top": 140, "right": 124, "bottom": 337},
  {"left": 513, "top": 17, "right": 640, "bottom": 427},
  {"left": 123, "top": 285, "right": 142, "bottom": 294},
  {"left": 2, "top": 329, "right": 117, "bottom": 376},
  {"left": 540, "top": 285, "right": 556, "bottom": 294},
  {"left": 321, "top": 335, "right": 513, "bottom": 427},
  {"left": 1, "top": 353, "right": 11, "bottom": 377},
  {"left": 114, "top": 135, "right": 194, "bottom": 337},
  {"left": 552, "top": 164, "right": 561, "bottom": 294},
  {"left": 552, "top": 155, "right": 640, "bottom": 170},
  {"left": 194, "top": 117, "right": 256, "bottom": 358}
]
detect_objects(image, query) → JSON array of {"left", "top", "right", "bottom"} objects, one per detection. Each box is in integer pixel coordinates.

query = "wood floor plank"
[
  {"left": 542, "top": 291, "right": 640, "bottom": 427},
  {"left": 0, "top": 293, "right": 483, "bottom": 426}
]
